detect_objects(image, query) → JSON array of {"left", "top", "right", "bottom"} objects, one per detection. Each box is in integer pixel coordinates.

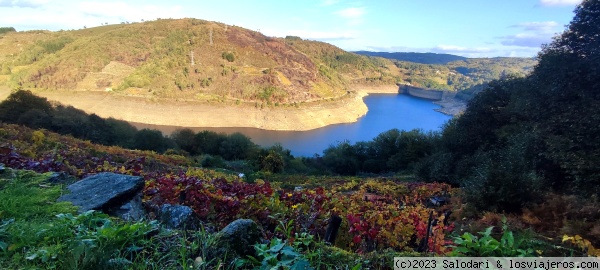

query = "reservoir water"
[{"left": 132, "top": 94, "right": 452, "bottom": 157}]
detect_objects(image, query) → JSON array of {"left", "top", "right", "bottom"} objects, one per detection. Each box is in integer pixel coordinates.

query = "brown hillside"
[{"left": 0, "top": 19, "right": 401, "bottom": 105}]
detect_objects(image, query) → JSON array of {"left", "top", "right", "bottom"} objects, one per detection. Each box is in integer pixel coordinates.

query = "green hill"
[
  {"left": 0, "top": 19, "right": 403, "bottom": 104},
  {"left": 0, "top": 18, "right": 538, "bottom": 107},
  {"left": 355, "top": 51, "right": 536, "bottom": 91}
]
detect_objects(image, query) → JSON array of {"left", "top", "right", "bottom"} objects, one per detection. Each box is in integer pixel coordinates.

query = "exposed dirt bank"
[
  {"left": 2, "top": 84, "right": 461, "bottom": 130},
  {"left": 0, "top": 85, "right": 11, "bottom": 100},
  {"left": 434, "top": 98, "right": 467, "bottom": 116},
  {"left": 29, "top": 89, "right": 375, "bottom": 131}
]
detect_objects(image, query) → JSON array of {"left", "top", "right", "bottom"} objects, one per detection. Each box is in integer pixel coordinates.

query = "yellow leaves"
[
  {"left": 562, "top": 234, "right": 600, "bottom": 257},
  {"left": 31, "top": 130, "right": 45, "bottom": 145}
]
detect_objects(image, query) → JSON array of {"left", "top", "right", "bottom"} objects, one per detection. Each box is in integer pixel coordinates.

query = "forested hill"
[
  {"left": 0, "top": 19, "right": 402, "bottom": 104},
  {"left": 1, "top": 18, "right": 537, "bottom": 104},
  {"left": 353, "top": 51, "right": 467, "bottom": 65},
  {"left": 355, "top": 51, "right": 537, "bottom": 91}
]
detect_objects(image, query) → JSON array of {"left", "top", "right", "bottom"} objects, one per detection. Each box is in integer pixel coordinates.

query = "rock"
[
  {"left": 211, "top": 219, "right": 261, "bottom": 260},
  {"left": 158, "top": 204, "right": 198, "bottom": 229},
  {"left": 0, "top": 163, "right": 5, "bottom": 173},
  {"left": 58, "top": 172, "right": 144, "bottom": 214},
  {"left": 427, "top": 196, "right": 449, "bottom": 207},
  {"left": 107, "top": 193, "right": 145, "bottom": 221},
  {"left": 46, "top": 172, "right": 75, "bottom": 185},
  {"left": 194, "top": 257, "right": 204, "bottom": 268}
]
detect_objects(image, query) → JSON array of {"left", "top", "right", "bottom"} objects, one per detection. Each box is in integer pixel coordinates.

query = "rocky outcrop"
[
  {"left": 158, "top": 204, "right": 198, "bottom": 229},
  {"left": 58, "top": 172, "right": 145, "bottom": 220},
  {"left": 209, "top": 219, "right": 262, "bottom": 260}
]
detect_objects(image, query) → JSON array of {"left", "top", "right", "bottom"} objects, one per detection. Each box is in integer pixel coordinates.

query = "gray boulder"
[
  {"left": 47, "top": 171, "right": 76, "bottom": 185},
  {"left": 158, "top": 204, "right": 198, "bottom": 229},
  {"left": 211, "top": 219, "right": 261, "bottom": 259},
  {"left": 107, "top": 193, "right": 146, "bottom": 221},
  {"left": 58, "top": 172, "right": 145, "bottom": 215}
]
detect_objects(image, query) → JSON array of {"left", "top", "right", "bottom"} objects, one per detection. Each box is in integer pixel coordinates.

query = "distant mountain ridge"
[{"left": 354, "top": 51, "right": 467, "bottom": 65}]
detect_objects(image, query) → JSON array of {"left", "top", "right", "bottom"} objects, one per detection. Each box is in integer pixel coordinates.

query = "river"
[{"left": 131, "top": 94, "right": 452, "bottom": 157}]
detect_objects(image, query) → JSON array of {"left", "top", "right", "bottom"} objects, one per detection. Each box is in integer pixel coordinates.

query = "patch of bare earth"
[{"left": 31, "top": 89, "right": 370, "bottom": 131}]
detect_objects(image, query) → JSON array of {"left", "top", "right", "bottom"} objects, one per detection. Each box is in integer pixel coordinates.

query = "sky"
[{"left": 0, "top": 0, "right": 583, "bottom": 58}]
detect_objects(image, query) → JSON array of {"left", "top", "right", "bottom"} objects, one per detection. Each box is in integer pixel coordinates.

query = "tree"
[
  {"left": 0, "top": 27, "right": 16, "bottom": 34},
  {"left": 322, "top": 141, "right": 360, "bottom": 175},
  {"left": 133, "top": 129, "right": 169, "bottom": 153},
  {"left": 106, "top": 118, "right": 138, "bottom": 148},
  {"left": 219, "top": 132, "right": 256, "bottom": 160},
  {"left": 417, "top": 0, "right": 600, "bottom": 208},
  {"left": 16, "top": 109, "right": 51, "bottom": 129},
  {"left": 195, "top": 130, "right": 226, "bottom": 155},
  {"left": 171, "top": 128, "right": 197, "bottom": 155},
  {"left": 0, "top": 89, "right": 53, "bottom": 123}
]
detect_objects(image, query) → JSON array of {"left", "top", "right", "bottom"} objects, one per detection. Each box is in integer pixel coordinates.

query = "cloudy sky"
[{"left": 0, "top": 0, "right": 582, "bottom": 58}]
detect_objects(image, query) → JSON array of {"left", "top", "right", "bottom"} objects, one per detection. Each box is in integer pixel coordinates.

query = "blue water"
[{"left": 132, "top": 94, "right": 452, "bottom": 156}]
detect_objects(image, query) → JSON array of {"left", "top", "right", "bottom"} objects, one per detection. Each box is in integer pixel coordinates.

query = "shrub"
[
  {"left": 221, "top": 52, "right": 235, "bottom": 62},
  {"left": 201, "top": 154, "right": 226, "bottom": 168},
  {"left": 461, "top": 133, "right": 543, "bottom": 213},
  {"left": 450, "top": 219, "right": 535, "bottom": 257},
  {"left": 0, "top": 27, "right": 16, "bottom": 34}
]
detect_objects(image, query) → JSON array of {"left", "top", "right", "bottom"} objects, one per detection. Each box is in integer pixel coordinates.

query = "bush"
[
  {"left": 219, "top": 132, "right": 257, "bottom": 160},
  {"left": 133, "top": 129, "right": 170, "bottom": 153},
  {"left": 201, "top": 154, "right": 226, "bottom": 168},
  {"left": 221, "top": 51, "right": 235, "bottom": 62},
  {"left": 0, "top": 27, "right": 16, "bottom": 34},
  {"left": 461, "top": 133, "right": 543, "bottom": 213},
  {"left": 0, "top": 90, "right": 53, "bottom": 123}
]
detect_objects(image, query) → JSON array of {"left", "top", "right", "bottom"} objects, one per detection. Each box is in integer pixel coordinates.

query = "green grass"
[{"left": 0, "top": 170, "right": 77, "bottom": 220}]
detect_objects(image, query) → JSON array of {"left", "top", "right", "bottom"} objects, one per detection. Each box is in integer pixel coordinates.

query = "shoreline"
[
  {"left": 1, "top": 84, "right": 460, "bottom": 131},
  {"left": 433, "top": 98, "right": 467, "bottom": 116},
  {"left": 28, "top": 87, "right": 395, "bottom": 132}
]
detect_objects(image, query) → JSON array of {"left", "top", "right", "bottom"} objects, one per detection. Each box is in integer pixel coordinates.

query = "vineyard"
[{"left": 0, "top": 123, "right": 597, "bottom": 269}]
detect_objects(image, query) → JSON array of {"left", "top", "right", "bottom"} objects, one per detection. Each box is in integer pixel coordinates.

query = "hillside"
[
  {"left": 0, "top": 18, "right": 534, "bottom": 129},
  {"left": 0, "top": 19, "right": 401, "bottom": 104},
  {"left": 355, "top": 51, "right": 536, "bottom": 91}
]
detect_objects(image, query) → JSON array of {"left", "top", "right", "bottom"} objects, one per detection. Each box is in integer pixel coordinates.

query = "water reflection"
[{"left": 131, "top": 94, "right": 452, "bottom": 156}]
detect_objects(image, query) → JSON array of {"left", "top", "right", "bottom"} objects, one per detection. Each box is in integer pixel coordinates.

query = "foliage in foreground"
[{"left": 1, "top": 121, "right": 598, "bottom": 269}]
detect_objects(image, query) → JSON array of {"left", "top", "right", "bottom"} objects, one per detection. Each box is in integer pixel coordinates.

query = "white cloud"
[
  {"left": 502, "top": 21, "right": 563, "bottom": 48},
  {"left": 364, "top": 44, "right": 538, "bottom": 58},
  {"left": 321, "top": 0, "right": 340, "bottom": 6},
  {"left": 539, "top": 0, "right": 582, "bottom": 6},
  {"left": 512, "top": 21, "right": 558, "bottom": 32},
  {"left": 432, "top": 45, "right": 493, "bottom": 53},
  {"left": 334, "top": 7, "right": 365, "bottom": 26},
  {"left": 0, "top": 0, "right": 48, "bottom": 8},
  {"left": 335, "top": 7, "right": 365, "bottom": 19},
  {"left": 501, "top": 33, "right": 553, "bottom": 47}
]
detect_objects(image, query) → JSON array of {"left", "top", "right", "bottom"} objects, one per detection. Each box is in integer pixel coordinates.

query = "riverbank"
[
  {"left": 1, "top": 84, "right": 460, "bottom": 130},
  {"left": 434, "top": 98, "right": 467, "bottom": 116},
  {"left": 1, "top": 84, "right": 462, "bottom": 129},
  {"left": 29, "top": 89, "right": 370, "bottom": 131}
]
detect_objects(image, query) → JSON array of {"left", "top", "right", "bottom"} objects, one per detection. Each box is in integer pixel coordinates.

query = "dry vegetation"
[{"left": 0, "top": 19, "right": 403, "bottom": 106}]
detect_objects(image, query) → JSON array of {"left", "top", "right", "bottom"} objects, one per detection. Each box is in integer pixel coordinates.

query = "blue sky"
[{"left": 0, "top": 0, "right": 582, "bottom": 57}]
